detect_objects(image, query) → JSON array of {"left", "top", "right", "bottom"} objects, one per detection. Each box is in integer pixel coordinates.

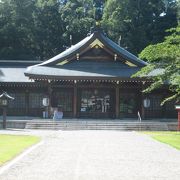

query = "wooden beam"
[{"left": 81, "top": 56, "right": 111, "bottom": 60}]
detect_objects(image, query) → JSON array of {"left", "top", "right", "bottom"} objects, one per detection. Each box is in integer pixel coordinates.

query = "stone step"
[
  {"left": 26, "top": 127, "right": 167, "bottom": 131},
  {"left": 25, "top": 121, "right": 169, "bottom": 124},
  {"left": 25, "top": 124, "right": 168, "bottom": 128},
  {"left": 26, "top": 123, "right": 168, "bottom": 126},
  {"left": 25, "top": 120, "right": 169, "bottom": 131},
  {"left": 25, "top": 122, "right": 169, "bottom": 126}
]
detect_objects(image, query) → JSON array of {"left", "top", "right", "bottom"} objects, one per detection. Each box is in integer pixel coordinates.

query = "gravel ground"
[{"left": 0, "top": 129, "right": 180, "bottom": 180}]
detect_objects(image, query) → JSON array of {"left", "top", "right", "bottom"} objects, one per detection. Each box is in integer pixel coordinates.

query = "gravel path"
[{"left": 0, "top": 130, "right": 180, "bottom": 180}]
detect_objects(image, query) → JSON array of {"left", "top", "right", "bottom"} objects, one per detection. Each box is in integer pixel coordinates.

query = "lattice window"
[
  {"left": 149, "top": 95, "right": 162, "bottom": 111},
  {"left": 8, "top": 93, "right": 26, "bottom": 108},
  {"left": 119, "top": 93, "right": 137, "bottom": 114},
  {"left": 29, "top": 93, "right": 44, "bottom": 108},
  {"left": 165, "top": 100, "right": 175, "bottom": 110},
  {"left": 52, "top": 90, "right": 73, "bottom": 112}
]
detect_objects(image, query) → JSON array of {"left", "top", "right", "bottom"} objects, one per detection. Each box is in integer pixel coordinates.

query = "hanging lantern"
[
  {"left": 42, "top": 97, "right": 49, "bottom": 107},
  {"left": 143, "top": 98, "right": 150, "bottom": 108}
]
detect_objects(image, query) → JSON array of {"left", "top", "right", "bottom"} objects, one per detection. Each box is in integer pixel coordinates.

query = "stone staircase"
[{"left": 25, "top": 120, "right": 177, "bottom": 131}]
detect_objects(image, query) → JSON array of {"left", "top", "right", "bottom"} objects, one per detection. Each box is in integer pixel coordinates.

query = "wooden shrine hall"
[
  {"left": 20, "top": 28, "right": 175, "bottom": 119},
  {"left": 0, "top": 0, "right": 176, "bottom": 120}
]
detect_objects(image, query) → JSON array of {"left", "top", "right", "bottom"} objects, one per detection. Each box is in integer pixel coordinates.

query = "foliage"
[
  {"left": 134, "top": 25, "right": 180, "bottom": 104},
  {"left": 60, "top": 0, "right": 94, "bottom": 46},
  {"left": 32, "top": 0, "right": 65, "bottom": 60},
  {"left": 177, "top": 0, "right": 180, "bottom": 22},
  {"left": 0, "top": 134, "right": 40, "bottom": 165},
  {"left": 102, "top": 0, "right": 178, "bottom": 55},
  {"left": 0, "top": 0, "right": 178, "bottom": 60},
  {"left": 0, "top": 0, "right": 95, "bottom": 60},
  {"left": 0, "top": 0, "right": 36, "bottom": 59}
]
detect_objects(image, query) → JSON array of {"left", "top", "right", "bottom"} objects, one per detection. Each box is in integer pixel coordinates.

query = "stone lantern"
[{"left": 0, "top": 92, "right": 14, "bottom": 129}]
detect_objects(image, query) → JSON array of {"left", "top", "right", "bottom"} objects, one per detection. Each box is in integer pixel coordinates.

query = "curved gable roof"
[
  {"left": 40, "top": 33, "right": 94, "bottom": 66},
  {"left": 25, "top": 30, "right": 148, "bottom": 80},
  {"left": 99, "top": 33, "right": 147, "bottom": 66},
  {"left": 38, "top": 30, "right": 147, "bottom": 67}
]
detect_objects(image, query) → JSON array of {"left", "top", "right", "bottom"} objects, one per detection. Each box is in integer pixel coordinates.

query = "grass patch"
[
  {"left": 143, "top": 131, "right": 180, "bottom": 150},
  {"left": 0, "top": 135, "right": 40, "bottom": 166}
]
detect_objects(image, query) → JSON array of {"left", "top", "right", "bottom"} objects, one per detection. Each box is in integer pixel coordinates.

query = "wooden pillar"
[
  {"left": 48, "top": 82, "right": 52, "bottom": 118},
  {"left": 25, "top": 89, "right": 29, "bottom": 116},
  {"left": 2, "top": 107, "right": 7, "bottom": 129},
  {"left": 141, "top": 82, "right": 145, "bottom": 120},
  {"left": 162, "top": 91, "right": 167, "bottom": 118},
  {"left": 178, "top": 109, "right": 180, "bottom": 131},
  {"left": 115, "top": 83, "right": 120, "bottom": 119},
  {"left": 73, "top": 82, "right": 77, "bottom": 118}
]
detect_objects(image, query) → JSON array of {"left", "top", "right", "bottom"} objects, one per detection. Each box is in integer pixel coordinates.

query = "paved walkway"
[{"left": 0, "top": 130, "right": 180, "bottom": 180}]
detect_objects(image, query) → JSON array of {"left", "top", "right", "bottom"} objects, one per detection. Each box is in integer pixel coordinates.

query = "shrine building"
[{"left": 0, "top": 28, "right": 176, "bottom": 120}]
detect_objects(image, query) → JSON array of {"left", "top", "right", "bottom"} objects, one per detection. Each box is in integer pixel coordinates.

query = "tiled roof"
[
  {"left": 25, "top": 30, "right": 148, "bottom": 79},
  {"left": 0, "top": 67, "right": 30, "bottom": 82},
  {"left": 25, "top": 61, "right": 141, "bottom": 79},
  {"left": 36, "top": 31, "right": 147, "bottom": 67},
  {"left": 0, "top": 60, "right": 41, "bottom": 82}
]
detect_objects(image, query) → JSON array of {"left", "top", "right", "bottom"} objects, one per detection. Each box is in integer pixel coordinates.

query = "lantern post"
[
  {"left": 0, "top": 92, "right": 14, "bottom": 129},
  {"left": 42, "top": 96, "right": 49, "bottom": 118}
]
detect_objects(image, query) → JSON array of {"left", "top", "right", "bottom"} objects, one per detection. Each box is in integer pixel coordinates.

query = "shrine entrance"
[
  {"left": 119, "top": 90, "right": 140, "bottom": 119},
  {"left": 78, "top": 88, "right": 115, "bottom": 119}
]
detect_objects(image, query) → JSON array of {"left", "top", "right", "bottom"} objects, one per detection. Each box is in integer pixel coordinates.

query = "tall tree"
[
  {"left": 0, "top": 0, "right": 36, "bottom": 60},
  {"left": 60, "top": 0, "right": 94, "bottom": 46},
  {"left": 0, "top": 0, "right": 178, "bottom": 60},
  {"left": 32, "top": 0, "right": 65, "bottom": 60},
  {"left": 102, "top": 0, "right": 178, "bottom": 55},
  {"left": 177, "top": 0, "right": 180, "bottom": 22}
]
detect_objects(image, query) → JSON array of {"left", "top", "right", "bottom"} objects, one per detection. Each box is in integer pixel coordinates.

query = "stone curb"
[{"left": 0, "top": 140, "right": 44, "bottom": 175}]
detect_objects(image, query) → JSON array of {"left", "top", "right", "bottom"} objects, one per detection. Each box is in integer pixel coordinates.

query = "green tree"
[
  {"left": 134, "top": 25, "right": 180, "bottom": 103},
  {"left": 32, "top": 0, "right": 65, "bottom": 60},
  {"left": 102, "top": 0, "right": 178, "bottom": 55},
  {"left": 0, "top": 0, "right": 36, "bottom": 60},
  {"left": 60, "top": 0, "right": 94, "bottom": 46},
  {"left": 0, "top": 0, "right": 178, "bottom": 60},
  {"left": 177, "top": 0, "right": 180, "bottom": 22}
]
